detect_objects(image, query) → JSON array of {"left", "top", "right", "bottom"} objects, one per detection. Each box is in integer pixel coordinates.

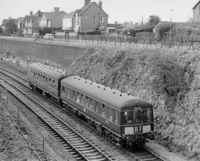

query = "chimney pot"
[
  {"left": 30, "top": 11, "right": 33, "bottom": 16},
  {"left": 84, "top": 0, "right": 90, "bottom": 6},
  {"left": 99, "top": 0, "right": 102, "bottom": 9},
  {"left": 54, "top": 7, "right": 60, "bottom": 13}
]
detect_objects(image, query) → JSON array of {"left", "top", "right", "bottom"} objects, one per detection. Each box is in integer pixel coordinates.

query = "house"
[
  {"left": 1, "top": 19, "right": 9, "bottom": 31},
  {"left": 23, "top": 11, "right": 44, "bottom": 35},
  {"left": 39, "top": 7, "right": 66, "bottom": 30},
  {"left": 62, "top": 0, "right": 108, "bottom": 33},
  {"left": 107, "top": 23, "right": 124, "bottom": 33},
  {"left": 17, "top": 17, "right": 25, "bottom": 30},
  {"left": 193, "top": 1, "right": 200, "bottom": 22}
]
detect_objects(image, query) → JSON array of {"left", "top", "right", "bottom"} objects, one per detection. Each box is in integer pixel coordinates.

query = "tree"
[
  {"left": 5, "top": 18, "right": 17, "bottom": 35},
  {"left": 148, "top": 15, "right": 161, "bottom": 27}
]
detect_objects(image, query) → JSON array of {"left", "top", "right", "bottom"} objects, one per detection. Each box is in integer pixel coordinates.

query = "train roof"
[
  {"left": 28, "top": 62, "right": 67, "bottom": 79},
  {"left": 61, "top": 76, "right": 153, "bottom": 111}
]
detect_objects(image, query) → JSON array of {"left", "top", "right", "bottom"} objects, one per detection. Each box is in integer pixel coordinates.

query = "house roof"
[
  {"left": 63, "top": 11, "right": 76, "bottom": 18},
  {"left": 17, "top": 17, "right": 25, "bottom": 22},
  {"left": 1, "top": 19, "right": 9, "bottom": 25},
  {"left": 44, "top": 11, "right": 66, "bottom": 20},
  {"left": 107, "top": 23, "right": 123, "bottom": 29},
  {"left": 78, "top": 2, "right": 108, "bottom": 16},
  {"left": 193, "top": 1, "right": 200, "bottom": 9}
]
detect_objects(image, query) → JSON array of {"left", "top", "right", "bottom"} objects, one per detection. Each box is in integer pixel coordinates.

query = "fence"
[{"left": 6, "top": 33, "right": 200, "bottom": 50}]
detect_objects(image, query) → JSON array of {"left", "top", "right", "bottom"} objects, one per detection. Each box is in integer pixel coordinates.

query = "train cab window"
[
  {"left": 133, "top": 109, "right": 143, "bottom": 123},
  {"left": 123, "top": 111, "right": 133, "bottom": 124},
  {"left": 144, "top": 109, "right": 153, "bottom": 122}
]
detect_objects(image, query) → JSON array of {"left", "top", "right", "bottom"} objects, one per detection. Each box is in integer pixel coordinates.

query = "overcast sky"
[{"left": 0, "top": 0, "right": 198, "bottom": 24}]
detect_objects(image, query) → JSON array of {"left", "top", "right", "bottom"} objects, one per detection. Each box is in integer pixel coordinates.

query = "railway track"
[
  {"left": 0, "top": 73, "right": 114, "bottom": 161},
  {"left": 0, "top": 65, "right": 166, "bottom": 161},
  {"left": 0, "top": 98, "right": 47, "bottom": 161}
]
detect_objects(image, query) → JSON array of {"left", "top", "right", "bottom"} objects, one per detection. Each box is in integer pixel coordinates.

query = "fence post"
[{"left": 181, "top": 37, "right": 183, "bottom": 49}]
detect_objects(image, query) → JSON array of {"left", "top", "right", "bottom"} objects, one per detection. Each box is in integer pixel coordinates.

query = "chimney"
[
  {"left": 84, "top": 0, "right": 90, "bottom": 6},
  {"left": 54, "top": 7, "right": 60, "bottom": 13},
  {"left": 30, "top": 11, "right": 33, "bottom": 16},
  {"left": 99, "top": 0, "right": 102, "bottom": 9}
]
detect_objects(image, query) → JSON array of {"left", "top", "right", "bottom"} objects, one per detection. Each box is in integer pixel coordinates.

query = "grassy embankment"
[{"left": 69, "top": 46, "right": 200, "bottom": 160}]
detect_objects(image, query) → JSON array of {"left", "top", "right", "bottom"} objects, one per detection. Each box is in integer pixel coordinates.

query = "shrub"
[{"left": 154, "top": 22, "right": 175, "bottom": 41}]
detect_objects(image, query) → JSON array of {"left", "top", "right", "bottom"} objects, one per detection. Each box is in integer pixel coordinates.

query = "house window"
[
  {"left": 93, "top": 16, "right": 96, "bottom": 22},
  {"left": 100, "top": 16, "right": 104, "bottom": 22}
]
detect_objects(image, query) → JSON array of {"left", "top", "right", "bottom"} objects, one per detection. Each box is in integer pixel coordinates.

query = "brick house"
[
  {"left": 23, "top": 11, "right": 44, "bottom": 34},
  {"left": 62, "top": 0, "right": 108, "bottom": 33},
  {"left": 193, "top": 1, "right": 200, "bottom": 22},
  {"left": 39, "top": 7, "right": 66, "bottom": 30}
]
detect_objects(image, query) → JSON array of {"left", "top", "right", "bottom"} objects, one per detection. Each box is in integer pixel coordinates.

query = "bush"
[
  {"left": 154, "top": 22, "right": 175, "bottom": 41},
  {"left": 39, "top": 27, "right": 53, "bottom": 36}
]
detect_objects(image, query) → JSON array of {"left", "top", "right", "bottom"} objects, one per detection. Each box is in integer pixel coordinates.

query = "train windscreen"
[{"left": 123, "top": 108, "right": 153, "bottom": 124}]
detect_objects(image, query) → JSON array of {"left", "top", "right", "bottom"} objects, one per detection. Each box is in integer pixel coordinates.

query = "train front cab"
[{"left": 120, "top": 106, "right": 154, "bottom": 146}]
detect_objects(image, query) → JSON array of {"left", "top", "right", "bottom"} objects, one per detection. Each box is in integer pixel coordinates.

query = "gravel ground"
[
  {"left": 3, "top": 87, "right": 78, "bottom": 161},
  {"left": 0, "top": 100, "right": 38, "bottom": 161}
]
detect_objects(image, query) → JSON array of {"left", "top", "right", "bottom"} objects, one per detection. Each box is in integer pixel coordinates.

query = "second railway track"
[
  {"left": 0, "top": 65, "right": 166, "bottom": 161},
  {"left": 0, "top": 72, "right": 114, "bottom": 161}
]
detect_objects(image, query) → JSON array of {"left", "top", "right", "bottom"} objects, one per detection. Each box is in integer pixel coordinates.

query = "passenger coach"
[
  {"left": 27, "top": 62, "right": 67, "bottom": 102},
  {"left": 60, "top": 76, "right": 154, "bottom": 146}
]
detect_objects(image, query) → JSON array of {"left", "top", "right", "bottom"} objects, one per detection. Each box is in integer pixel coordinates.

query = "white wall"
[{"left": 62, "top": 18, "right": 72, "bottom": 30}]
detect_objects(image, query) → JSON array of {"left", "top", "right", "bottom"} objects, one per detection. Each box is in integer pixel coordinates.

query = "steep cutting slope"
[{"left": 69, "top": 47, "right": 200, "bottom": 160}]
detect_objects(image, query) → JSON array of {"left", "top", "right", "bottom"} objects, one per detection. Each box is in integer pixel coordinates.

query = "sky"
[{"left": 0, "top": 0, "right": 198, "bottom": 24}]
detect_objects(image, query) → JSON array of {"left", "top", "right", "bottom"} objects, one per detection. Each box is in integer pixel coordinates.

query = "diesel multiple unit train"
[{"left": 27, "top": 62, "right": 154, "bottom": 147}]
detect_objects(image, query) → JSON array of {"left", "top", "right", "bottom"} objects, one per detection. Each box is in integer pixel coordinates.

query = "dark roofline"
[
  {"left": 79, "top": 2, "right": 108, "bottom": 17},
  {"left": 193, "top": 1, "right": 200, "bottom": 9}
]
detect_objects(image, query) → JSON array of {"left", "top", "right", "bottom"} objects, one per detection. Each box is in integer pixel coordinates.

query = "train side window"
[
  {"left": 49, "top": 78, "right": 51, "bottom": 81},
  {"left": 85, "top": 96, "right": 89, "bottom": 108},
  {"left": 89, "top": 98, "right": 93, "bottom": 109},
  {"left": 76, "top": 92, "right": 80, "bottom": 104},
  {"left": 114, "top": 110, "right": 118, "bottom": 124},
  {"left": 67, "top": 88, "right": 71, "bottom": 98},
  {"left": 102, "top": 104, "right": 105, "bottom": 117},
  {"left": 62, "top": 86, "right": 65, "bottom": 93},
  {"left": 94, "top": 101, "right": 99, "bottom": 113},
  {"left": 82, "top": 95, "right": 86, "bottom": 106},
  {"left": 79, "top": 94, "right": 83, "bottom": 104},
  {"left": 108, "top": 107, "right": 113, "bottom": 121},
  {"left": 105, "top": 106, "right": 109, "bottom": 119},
  {"left": 91, "top": 99, "right": 95, "bottom": 111}
]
